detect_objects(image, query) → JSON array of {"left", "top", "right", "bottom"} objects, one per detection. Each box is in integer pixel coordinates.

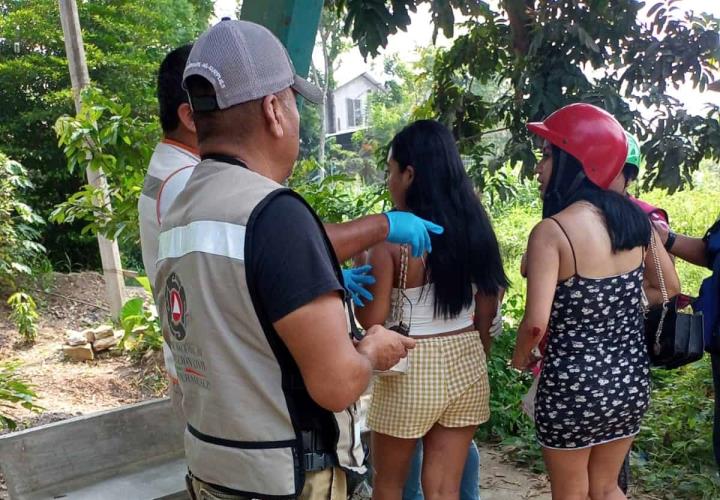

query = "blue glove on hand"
[
  {"left": 384, "top": 211, "right": 445, "bottom": 257},
  {"left": 342, "top": 265, "right": 376, "bottom": 307}
]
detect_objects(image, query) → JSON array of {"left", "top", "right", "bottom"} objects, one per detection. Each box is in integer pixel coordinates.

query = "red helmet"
[{"left": 526, "top": 103, "right": 628, "bottom": 189}]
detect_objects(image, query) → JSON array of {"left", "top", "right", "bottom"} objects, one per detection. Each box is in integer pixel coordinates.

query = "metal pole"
[{"left": 58, "top": 0, "right": 125, "bottom": 318}]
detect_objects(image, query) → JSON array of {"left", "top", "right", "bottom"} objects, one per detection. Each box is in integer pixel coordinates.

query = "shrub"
[
  {"left": 0, "top": 152, "right": 45, "bottom": 291},
  {"left": 117, "top": 277, "right": 162, "bottom": 360},
  {"left": 0, "top": 362, "right": 42, "bottom": 430},
  {"left": 7, "top": 292, "right": 39, "bottom": 343}
]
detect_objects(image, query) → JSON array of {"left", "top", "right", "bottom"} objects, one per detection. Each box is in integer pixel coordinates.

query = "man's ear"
[
  {"left": 261, "top": 94, "right": 284, "bottom": 139},
  {"left": 177, "top": 103, "right": 196, "bottom": 134}
]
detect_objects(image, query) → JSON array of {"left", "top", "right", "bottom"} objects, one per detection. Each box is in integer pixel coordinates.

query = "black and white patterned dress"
[{"left": 534, "top": 218, "right": 650, "bottom": 449}]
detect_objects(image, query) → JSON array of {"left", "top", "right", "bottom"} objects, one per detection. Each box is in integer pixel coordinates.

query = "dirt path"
[
  {"left": 0, "top": 272, "right": 165, "bottom": 424},
  {"left": 480, "top": 445, "right": 551, "bottom": 499}
]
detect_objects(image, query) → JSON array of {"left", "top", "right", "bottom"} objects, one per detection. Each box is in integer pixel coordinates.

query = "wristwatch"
[{"left": 664, "top": 231, "right": 677, "bottom": 252}]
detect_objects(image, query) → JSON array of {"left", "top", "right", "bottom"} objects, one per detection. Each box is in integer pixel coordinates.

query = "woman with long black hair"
[
  {"left": 512, "top": 103, "right": 679, "bottom": 500},
  {"left": 355, "top": 120, "right": 507, "bottom": 499}
]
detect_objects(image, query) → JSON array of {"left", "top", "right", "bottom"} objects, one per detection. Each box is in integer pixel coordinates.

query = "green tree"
[
  {"left": 0, "top": 152, "right": 44, "bottom": 292},
  {"left": 0, "top": 0, "right": 212, "bottom": 269},
  {"left": 52, "top": 88, "right": 157, "bottom": 264},
  {"left": 332, "top": 0, "right": 720, "bottom": 191}
]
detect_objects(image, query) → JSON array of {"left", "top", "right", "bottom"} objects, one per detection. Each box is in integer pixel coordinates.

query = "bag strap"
[
  {"left": 649, "top": 231, "right": 669, "bottom": 353},
  {"left": 391, "top": 244, "right": 409, "bottom": 325},
  {"left": 649, "top": 231, "right": 669, "bottom": 304}
]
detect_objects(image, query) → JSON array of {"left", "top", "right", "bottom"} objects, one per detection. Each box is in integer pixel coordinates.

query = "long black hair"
[
  {"left": 543, "top": 145, "right": 650, "bottom": 252},
  {"left": 389, "top": 120, "right": 508, "bottom": 318}
]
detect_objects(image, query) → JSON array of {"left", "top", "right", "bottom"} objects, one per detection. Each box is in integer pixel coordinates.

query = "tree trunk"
[{"left": 312, "top": 63, "right": 327, "bottom": 172}]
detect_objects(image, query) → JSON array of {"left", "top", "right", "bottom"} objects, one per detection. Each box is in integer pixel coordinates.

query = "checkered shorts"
[{"left": 367, "top": 331, "right": 490, "bottom": 439}]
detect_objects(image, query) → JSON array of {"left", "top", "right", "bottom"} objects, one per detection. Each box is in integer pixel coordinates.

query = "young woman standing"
[{"left": 356, "top": 120, "right": 507, "bottom": 499}]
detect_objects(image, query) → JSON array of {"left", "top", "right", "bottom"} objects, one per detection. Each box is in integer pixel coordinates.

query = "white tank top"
[{"left": 386, "top": 284, "right": 475, "bottom": 336}]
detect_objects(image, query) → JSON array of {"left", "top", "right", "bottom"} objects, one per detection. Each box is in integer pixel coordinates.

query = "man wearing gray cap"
[{"left": 155, "top": 20, "right": 424, "bottom": 499}]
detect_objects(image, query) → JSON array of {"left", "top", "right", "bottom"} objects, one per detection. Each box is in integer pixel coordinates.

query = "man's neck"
[
  {"left": 163, "top": 130, "right": 199, "bottom": 155},
  {"left": 198, "top": 140, "right": 285, "bottom": 183}
]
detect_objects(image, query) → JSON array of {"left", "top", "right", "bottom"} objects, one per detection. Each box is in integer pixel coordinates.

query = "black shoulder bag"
[{"left": 644, "top": 234, "right": 704, "bottom": 369}]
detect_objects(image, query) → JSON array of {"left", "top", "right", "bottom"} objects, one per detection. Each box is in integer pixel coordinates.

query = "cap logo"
[{"left": 186, "top": 61, "right": 226, "bottom": 89}]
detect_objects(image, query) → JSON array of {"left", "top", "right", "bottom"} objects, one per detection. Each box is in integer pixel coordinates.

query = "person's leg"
[
  {"left": 587, "top": 437, "right": 634, "bottom": 500},
  {"left": 542, "top": 447, "right": 591, "bottom": 500},
  {"left": 421, "top": 424, "right": 476, "bottom": 500},
  {"left": 459, "top": 441, "right": 480, "bottom": 500},
  {"left": 372, "top": 432, "right": 420, "bottom": 500},
  {"left": 711, "top": 352, "right": 720, "bottom": 471},
  {"left": 403, "top": 440, "right": 424, "bottom": 500}
]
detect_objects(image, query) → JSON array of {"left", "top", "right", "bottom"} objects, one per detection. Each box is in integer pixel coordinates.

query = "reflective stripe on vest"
[{"left": 158, "top": 220, "right": 246, "bottom": 262}]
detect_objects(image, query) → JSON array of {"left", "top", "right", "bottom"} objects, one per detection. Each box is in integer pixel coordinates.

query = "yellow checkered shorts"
[{"left": 367, "top": 331, "right": 490, "bottom": 439}]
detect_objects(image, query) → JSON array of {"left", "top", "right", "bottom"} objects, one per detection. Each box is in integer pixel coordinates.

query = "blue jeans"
[{"left": 402, "top": 440, "right": 480, "bottom": 500}]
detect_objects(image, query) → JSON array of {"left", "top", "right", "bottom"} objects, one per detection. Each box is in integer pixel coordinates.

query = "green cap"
[{"left": 625, "top": 131, "right": 641, "bottom": 168}]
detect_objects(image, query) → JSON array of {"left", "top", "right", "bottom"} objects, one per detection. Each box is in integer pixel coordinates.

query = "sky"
[{"left": 213, "top": 0, "right": 720, "bottom": 114}]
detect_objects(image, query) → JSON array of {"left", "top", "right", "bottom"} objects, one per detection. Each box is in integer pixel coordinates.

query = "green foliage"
[
  {"left": 289, "top": 159, "right": 389, "bottom": 223},
  {"left": 333, "top": 0, "right": 720, "bottom": 192},
  {"left": 0, "top": 152, "right": 45, "bottom": 291},
  {"left": 118, "top": 278, "right": 162, "bottom": 360},
  {"left": 7, "top": 292, "right": 39, "bottom": 343},
  {"left": 0, "top": 0, "right": 212, "bottom": 268},
  {"left": 329, "top": 0, "right": 488, "bottom": 59},
  {"left": 634, "top": 359, "right": 720, "bottom": 498},
  {"left": 52, "top": 87, "right": 157, "bottom": 254},
  {"left": 0, "top": 362, "right": 42, "bottom": 431}
]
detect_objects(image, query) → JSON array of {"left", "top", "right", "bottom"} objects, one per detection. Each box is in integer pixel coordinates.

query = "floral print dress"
[{"left": 534, "top": 218, "right": 650, "bottom": 449}]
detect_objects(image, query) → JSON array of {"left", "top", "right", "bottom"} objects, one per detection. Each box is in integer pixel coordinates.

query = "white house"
[{"left": 326, "top": 72, "right": 384, "bottom": 137}]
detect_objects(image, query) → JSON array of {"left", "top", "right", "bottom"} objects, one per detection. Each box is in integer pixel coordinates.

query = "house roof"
[{"left": 333, "top": 72, "right": 384, "bottom": 93}]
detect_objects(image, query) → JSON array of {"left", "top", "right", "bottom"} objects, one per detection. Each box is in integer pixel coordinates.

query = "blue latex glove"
[
  {"left": 384, "top": 211, "right": 445, "bottom": 257},
  {"left": 342, "top": 265, "right": 376, "bottom": 307}
]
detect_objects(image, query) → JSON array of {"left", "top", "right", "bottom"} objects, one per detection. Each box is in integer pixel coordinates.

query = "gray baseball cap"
[{"left": 183, "top": 19, "right": 323, "bottom": 111}]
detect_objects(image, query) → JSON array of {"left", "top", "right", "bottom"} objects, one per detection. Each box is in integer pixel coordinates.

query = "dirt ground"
[
  {"left": 0, "top": 272, "right": 165, "bottom": 424},
  {"left": 0, "top": 272, "right": 652, "bottom": 499}
]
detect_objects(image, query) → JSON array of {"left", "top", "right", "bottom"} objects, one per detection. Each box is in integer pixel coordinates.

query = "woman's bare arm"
[
  {"left": 512, "top": 220, "right": 560, "bottom": 369},
  {"left": 474, "top": 292, "right": 499, "bottom": 358},
  {"left": 353, "top": 243, "right": 395, "bottom": 329},
  {"left": 643, "top": 228, "right": 681, "bottom": 305}
]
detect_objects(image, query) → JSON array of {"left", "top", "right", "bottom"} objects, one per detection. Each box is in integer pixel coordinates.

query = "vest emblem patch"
[{"left": 165, "top": 272, "right": 187, "bottom": 341}]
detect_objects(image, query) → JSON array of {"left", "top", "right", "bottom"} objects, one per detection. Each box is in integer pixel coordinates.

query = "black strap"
[
  {"left": 549, "top": 217, "right": 578, "bottom": 275},
  {"left": 200, "top": 153, "right": 248, "bottom": 168},
  {"left": 187, "top": 423, "right": 295, "bottom": 450}
]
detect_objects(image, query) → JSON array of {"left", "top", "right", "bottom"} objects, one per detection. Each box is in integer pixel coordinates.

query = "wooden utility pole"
[{"left": 58, "top": 0, "right": 125, "bottom": 318}]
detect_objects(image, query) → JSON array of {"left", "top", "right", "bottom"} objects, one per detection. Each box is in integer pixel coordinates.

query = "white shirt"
[
  {"left": 138, "top": 140, "right": 199, "bottom": 284},
  {"left": 138, "top": 140, "right": 199, "bottom": 384}
]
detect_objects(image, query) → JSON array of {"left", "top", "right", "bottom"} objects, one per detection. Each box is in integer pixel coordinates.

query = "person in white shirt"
[{"left": 138, "top": 45, "right": 199, "bottom": 414}]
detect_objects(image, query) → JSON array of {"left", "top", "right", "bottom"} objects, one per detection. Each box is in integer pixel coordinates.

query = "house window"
[{"left": 346, "top": 98, "right": 364, "bottom": 128}]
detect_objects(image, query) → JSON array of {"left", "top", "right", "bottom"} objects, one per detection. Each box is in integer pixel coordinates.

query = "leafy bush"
[
  {"left": 7, "top": 292, "right": 39, "bottom": 343},
  {"left": 289, "top": 159, "right": 390, "bottom": 223},
  {"left": 0, "top": 362, "right": 42, "bottom": 430},
  {"left": 117, "top": 277, "right": 162, "bottom": 360},
  {"left": 52, "top": 87, "right": 158, "bottom": 270},
  {"left": 0, "top": 152, "right": 45, "bottom": 291}
]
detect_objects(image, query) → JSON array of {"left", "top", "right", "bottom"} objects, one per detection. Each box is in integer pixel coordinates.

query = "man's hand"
[
  {"left": 384, "top": 211, "right": 444, "bottom": 257},
  {"left": 342, "top": 265, "right": 376, "bottom": 307},
  {"left": 356, "top": 325, "right": 416, "bottom": 371}
]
